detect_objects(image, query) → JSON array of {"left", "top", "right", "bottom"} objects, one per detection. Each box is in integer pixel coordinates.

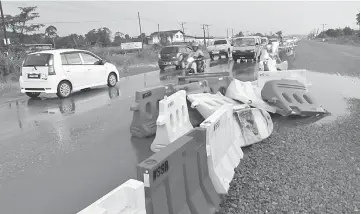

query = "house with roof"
[{"left": 149, "top": 30, "right": 185, "bottom": 44}]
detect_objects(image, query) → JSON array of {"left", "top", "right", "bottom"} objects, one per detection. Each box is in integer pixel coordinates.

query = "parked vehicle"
[
  {"left": 19, "top": 49, "right": 120, "bottom": 99},
  {"left": 231, "top": 36, "right": 262, "bottom": 61},
  {"left": 158, "top": 45, "right": 192, "bottom": 71},
  {"left": 207, "top": 39, "right": 232, "bottom": 60}
]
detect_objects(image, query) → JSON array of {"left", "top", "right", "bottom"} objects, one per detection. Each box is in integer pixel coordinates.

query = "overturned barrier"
[
  {"left": 187, "top": 92, "right": 247, "bottom": 119},
  {"left": 257, "top": 69, "right": 311, "bottom": 89},
  {"left": 150, "top": 90, "right": 193, "bottom": 152},
  {"left": 200, "top": 104, "right": 244, "bottom": 194},
  {"left": 233, "top": 107, "right": 274, "bottom": 147},
  {"left": 174, "top": 80, "right": 211, "bottom": 94},
  {"left": 179, "top": 76, "right": 233, "bottom": 95},
  {"left": 77, "top": 179, "right": 146, "bottom": 214},
  {"left": 261, "top": 79, "right": 327, "bottom": 116},
  {"left": 138, "top": 128, "right": 221, "bottom": 214},
  {"left": 226, "top": 79, "right": 279, "bottom": 114}
]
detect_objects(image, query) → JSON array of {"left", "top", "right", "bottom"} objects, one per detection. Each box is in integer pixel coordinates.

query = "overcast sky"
[{"left": 2, "top": 1, "right": 360, "bottom": 37}]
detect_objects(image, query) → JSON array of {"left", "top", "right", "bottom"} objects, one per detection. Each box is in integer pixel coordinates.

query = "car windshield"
[
  {"left": 214, "top": 40, "right": 227, "bottom": 45},
  {"left": 160, "top": 47, "right": 179, "bottom": 54},
  {"left": 23, "top": 53, "right": 52, "bottom": 67},
  {"left": 261, "top": 38, "right": 267, "bottom": 43},
  {"left": 234, "top": 38, "right": 255, "bottom": 47}
]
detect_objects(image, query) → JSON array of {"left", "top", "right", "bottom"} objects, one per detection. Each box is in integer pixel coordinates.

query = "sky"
[{"left": 2, "top": 1, "right": 360, "bottom": 38}]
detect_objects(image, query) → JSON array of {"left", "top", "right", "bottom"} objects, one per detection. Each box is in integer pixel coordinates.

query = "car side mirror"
[
  {"left": 255, "top": 43, "right": 259, "bottom": 46},
  {"left": 100, "top": 59, "right": 106, "bottom": 65},
  {"left": 231, "top": 44, "right": 234, "bottom": 46}
]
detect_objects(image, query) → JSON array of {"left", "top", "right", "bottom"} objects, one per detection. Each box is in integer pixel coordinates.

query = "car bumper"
[
  {"left": 158, "top": 59, "right": 180, "bottom": 66},
  {"left": 232, "top": 51, "right": 255, "bottom": 58},
  {"left": 19, "top": 76, "right": 59, "bottom": 94}
]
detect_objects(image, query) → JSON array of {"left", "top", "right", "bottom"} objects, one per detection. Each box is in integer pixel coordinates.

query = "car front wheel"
[
  {"left": 107, "top": 73, "right": 117, "bottom": 87},
  {"left": 57, "top": 81, "right": 72, "bottom": 98},
  {"left": 26, "top": 92, "right": 41, "bottom": 98}
]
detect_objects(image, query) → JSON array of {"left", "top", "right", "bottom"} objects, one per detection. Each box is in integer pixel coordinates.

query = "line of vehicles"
[
  {"left": 17, "top": 35, "right": 298, "bottom": 100},
  {"left": 157, "top": 36, "right": 299, "bottom": 72}
]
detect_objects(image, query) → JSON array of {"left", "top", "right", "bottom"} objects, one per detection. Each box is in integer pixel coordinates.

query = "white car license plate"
[{"left": 28, "top": 74, "right": 40, "bottom": 78}]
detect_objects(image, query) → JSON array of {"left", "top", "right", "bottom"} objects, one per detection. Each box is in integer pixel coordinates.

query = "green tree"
[
  {"left": 4, "top": 6, "right": 44, "bottom": 43},
  {"left": 343, "top": 26, "right": 353, "bottom": 35},
  {"left": 235, "top": 31, "right": 244, "bottom": 37},
  {"left": 357, "top": 12, "right": 360, "bottom": 26},
  {"left": 45, "top": 25, "right": 57, "bottom": 48}
]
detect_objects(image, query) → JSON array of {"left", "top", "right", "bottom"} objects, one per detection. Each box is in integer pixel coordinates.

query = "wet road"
[{"left": 0, "top": 40, "right": 359, "bottom": 214}]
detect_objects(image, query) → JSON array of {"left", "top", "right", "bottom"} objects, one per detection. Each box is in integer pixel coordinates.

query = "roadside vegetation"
[{"left": 308, "top": 13, "right": 360, "bottom": 46}]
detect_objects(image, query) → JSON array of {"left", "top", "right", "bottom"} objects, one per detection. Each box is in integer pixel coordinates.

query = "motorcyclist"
[{"left": 188, "top": 42, "right": 205, "bottom": 73}]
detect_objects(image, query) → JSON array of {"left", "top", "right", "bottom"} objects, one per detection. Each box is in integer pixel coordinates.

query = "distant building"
[{"left": 149, "top": 30, "right": 185, "bottom": 44}]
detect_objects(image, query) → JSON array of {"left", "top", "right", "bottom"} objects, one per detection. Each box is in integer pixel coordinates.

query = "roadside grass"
[{"left": 317, "top": 35, "right": 360, "bottom": 46}]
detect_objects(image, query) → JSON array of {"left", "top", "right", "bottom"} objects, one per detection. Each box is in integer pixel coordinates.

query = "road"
[{"left": 0, "top": 40, "right": 359, "bottom": 214}]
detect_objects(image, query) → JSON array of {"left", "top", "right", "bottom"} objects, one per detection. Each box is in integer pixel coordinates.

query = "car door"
[
  {"left": 80, "top": 52, "right": 106, "bottom": 86},
  {"left": 61, "top": 52, "right": 87, "bottom": 90}
]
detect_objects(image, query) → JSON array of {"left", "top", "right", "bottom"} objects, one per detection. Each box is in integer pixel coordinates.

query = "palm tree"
[{"left": 45, "top": 25, "right": 58, "bottom": 48}]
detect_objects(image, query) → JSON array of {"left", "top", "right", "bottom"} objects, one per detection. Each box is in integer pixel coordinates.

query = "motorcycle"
[{"left": 184, "top": 55, "right": 205, "bottom": 75}]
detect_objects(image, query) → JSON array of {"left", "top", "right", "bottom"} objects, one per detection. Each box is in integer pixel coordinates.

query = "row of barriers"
[
  {"left": 79, "top": 60, "right": 328, "bottom": 213},
  {"left": 79, "top": 88, "right": 273, "bottom": 214}
]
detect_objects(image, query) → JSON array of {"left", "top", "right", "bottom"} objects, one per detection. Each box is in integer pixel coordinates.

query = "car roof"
[
  {"left": 233, "top": 36, "right": 261, "bottom": 39},
  {"left": 27, "top": 49, "right": 93, "bottom": 55}
]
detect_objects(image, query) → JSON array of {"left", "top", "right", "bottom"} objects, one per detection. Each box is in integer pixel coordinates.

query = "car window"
[
  {"left": 64, "top": 53, "right": 82, "bottom": 65},
  {"left": 160, "top": 47, "right": 179, "bottom": 54},
  {"left": 81, "top": 53, "right": 100, "bottom": 65},
  {"left": 233, "top": 38, "right": 255, "bottom": 47},
  {"left": 23, "top": 53, "right": 52, "bottom": 67},
  {"left": 214, "top": 40, "right": 227, "bottom": 45},
  {"left": 61, "top": 54, "right": 68, "bottom": 64}
]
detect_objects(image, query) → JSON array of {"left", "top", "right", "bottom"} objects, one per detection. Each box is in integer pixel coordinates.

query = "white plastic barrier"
[
  {"left": 187, "top": 92, "right": 248, "bottom": 119},
  {"left": 225, "top": 79, "right": 279, "bottom": 113},
  {"left": 151, "top": 90, "right": 193, "bottom": 152},
  {"left": 77, "top": 179, "right": 146, "bottom": 214},
  {"left": 233, "top": 107, "right": 273, "bottom": 147},
  {"left": 200, "top": 104, "right": 244, "bottom": 194},
  {"left": 257, "top": 69, "right": 312, "bottom": 89}
]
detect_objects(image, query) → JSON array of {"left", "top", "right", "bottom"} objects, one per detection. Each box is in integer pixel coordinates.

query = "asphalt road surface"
[{"left": 0, "top": 40, "right": 359, "bottom": 214}]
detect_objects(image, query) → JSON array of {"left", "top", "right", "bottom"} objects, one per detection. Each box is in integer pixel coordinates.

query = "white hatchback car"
[{"left": 19, "top": 49, "right": 120, "bottom": 98}]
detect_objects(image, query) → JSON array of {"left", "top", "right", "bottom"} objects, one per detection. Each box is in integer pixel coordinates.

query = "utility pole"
[
  {"left": 231, "top": 28, "right": 234, "bottom": 37},
  {"left": 321, "top": 24, "right": 327, "bottom": 38},
  {"left": 205, "top": 24, "right": 211, "bottom": 45},
  {"left": 180, "top": 22, "right": 186, "bottom": 41},
  {"left": 137, "top": 12, "right": 143, "bottom": 44},
  {"left": 0, "top": 0, "right": 8, "bottom": 49},
  {"left": 226, "top": 28, "right": 228, "bottom": 38},
  {"left": 201, "top": 24, "right": 207, "bottom": 46}
]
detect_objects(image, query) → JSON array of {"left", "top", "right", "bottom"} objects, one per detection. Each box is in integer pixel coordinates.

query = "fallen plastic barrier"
[
  {"left": 200, "top": 104, "right": 244, "bottom": 194},
  {"left": 138, "top": 128, "right": 221, "bottom": 214},
  {"left": 174, "top": 80, "right": 211, "bottom": 94},
  {"left": 226, "top": 79, "right": 279, "bottom": 113},
  {"left": 233, "top": 107, "right": 274, "bottom": 147},
  {"left": 150, "top": 90, "right": 193, "bottom": 152},
  {"left": 77, "top": 179, "right": 146, "bottom": 214},
  {"left": 187, "top": 92, "right": 247, "bottom": 119},
  {"left": 179, "top": 75, "right": 233, "bottom": 95},
  {"left": 261, "top": 79, "right": 327, "bottom": 116},
  {"left": 130, "top": 84, "right": 176, "bottom": 138},
  {"left": 257, "top": 69, "right": 312, "bottom": 89}
]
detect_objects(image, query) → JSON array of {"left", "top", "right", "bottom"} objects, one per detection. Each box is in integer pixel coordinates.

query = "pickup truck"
[{"left": 207, "top": 39, "right": 232, "bottom": 60}]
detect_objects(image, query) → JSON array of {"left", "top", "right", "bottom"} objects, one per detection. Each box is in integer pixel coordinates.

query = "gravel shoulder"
[{"left": 217, "top": 98, "right": 360, "bottom": 214}]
